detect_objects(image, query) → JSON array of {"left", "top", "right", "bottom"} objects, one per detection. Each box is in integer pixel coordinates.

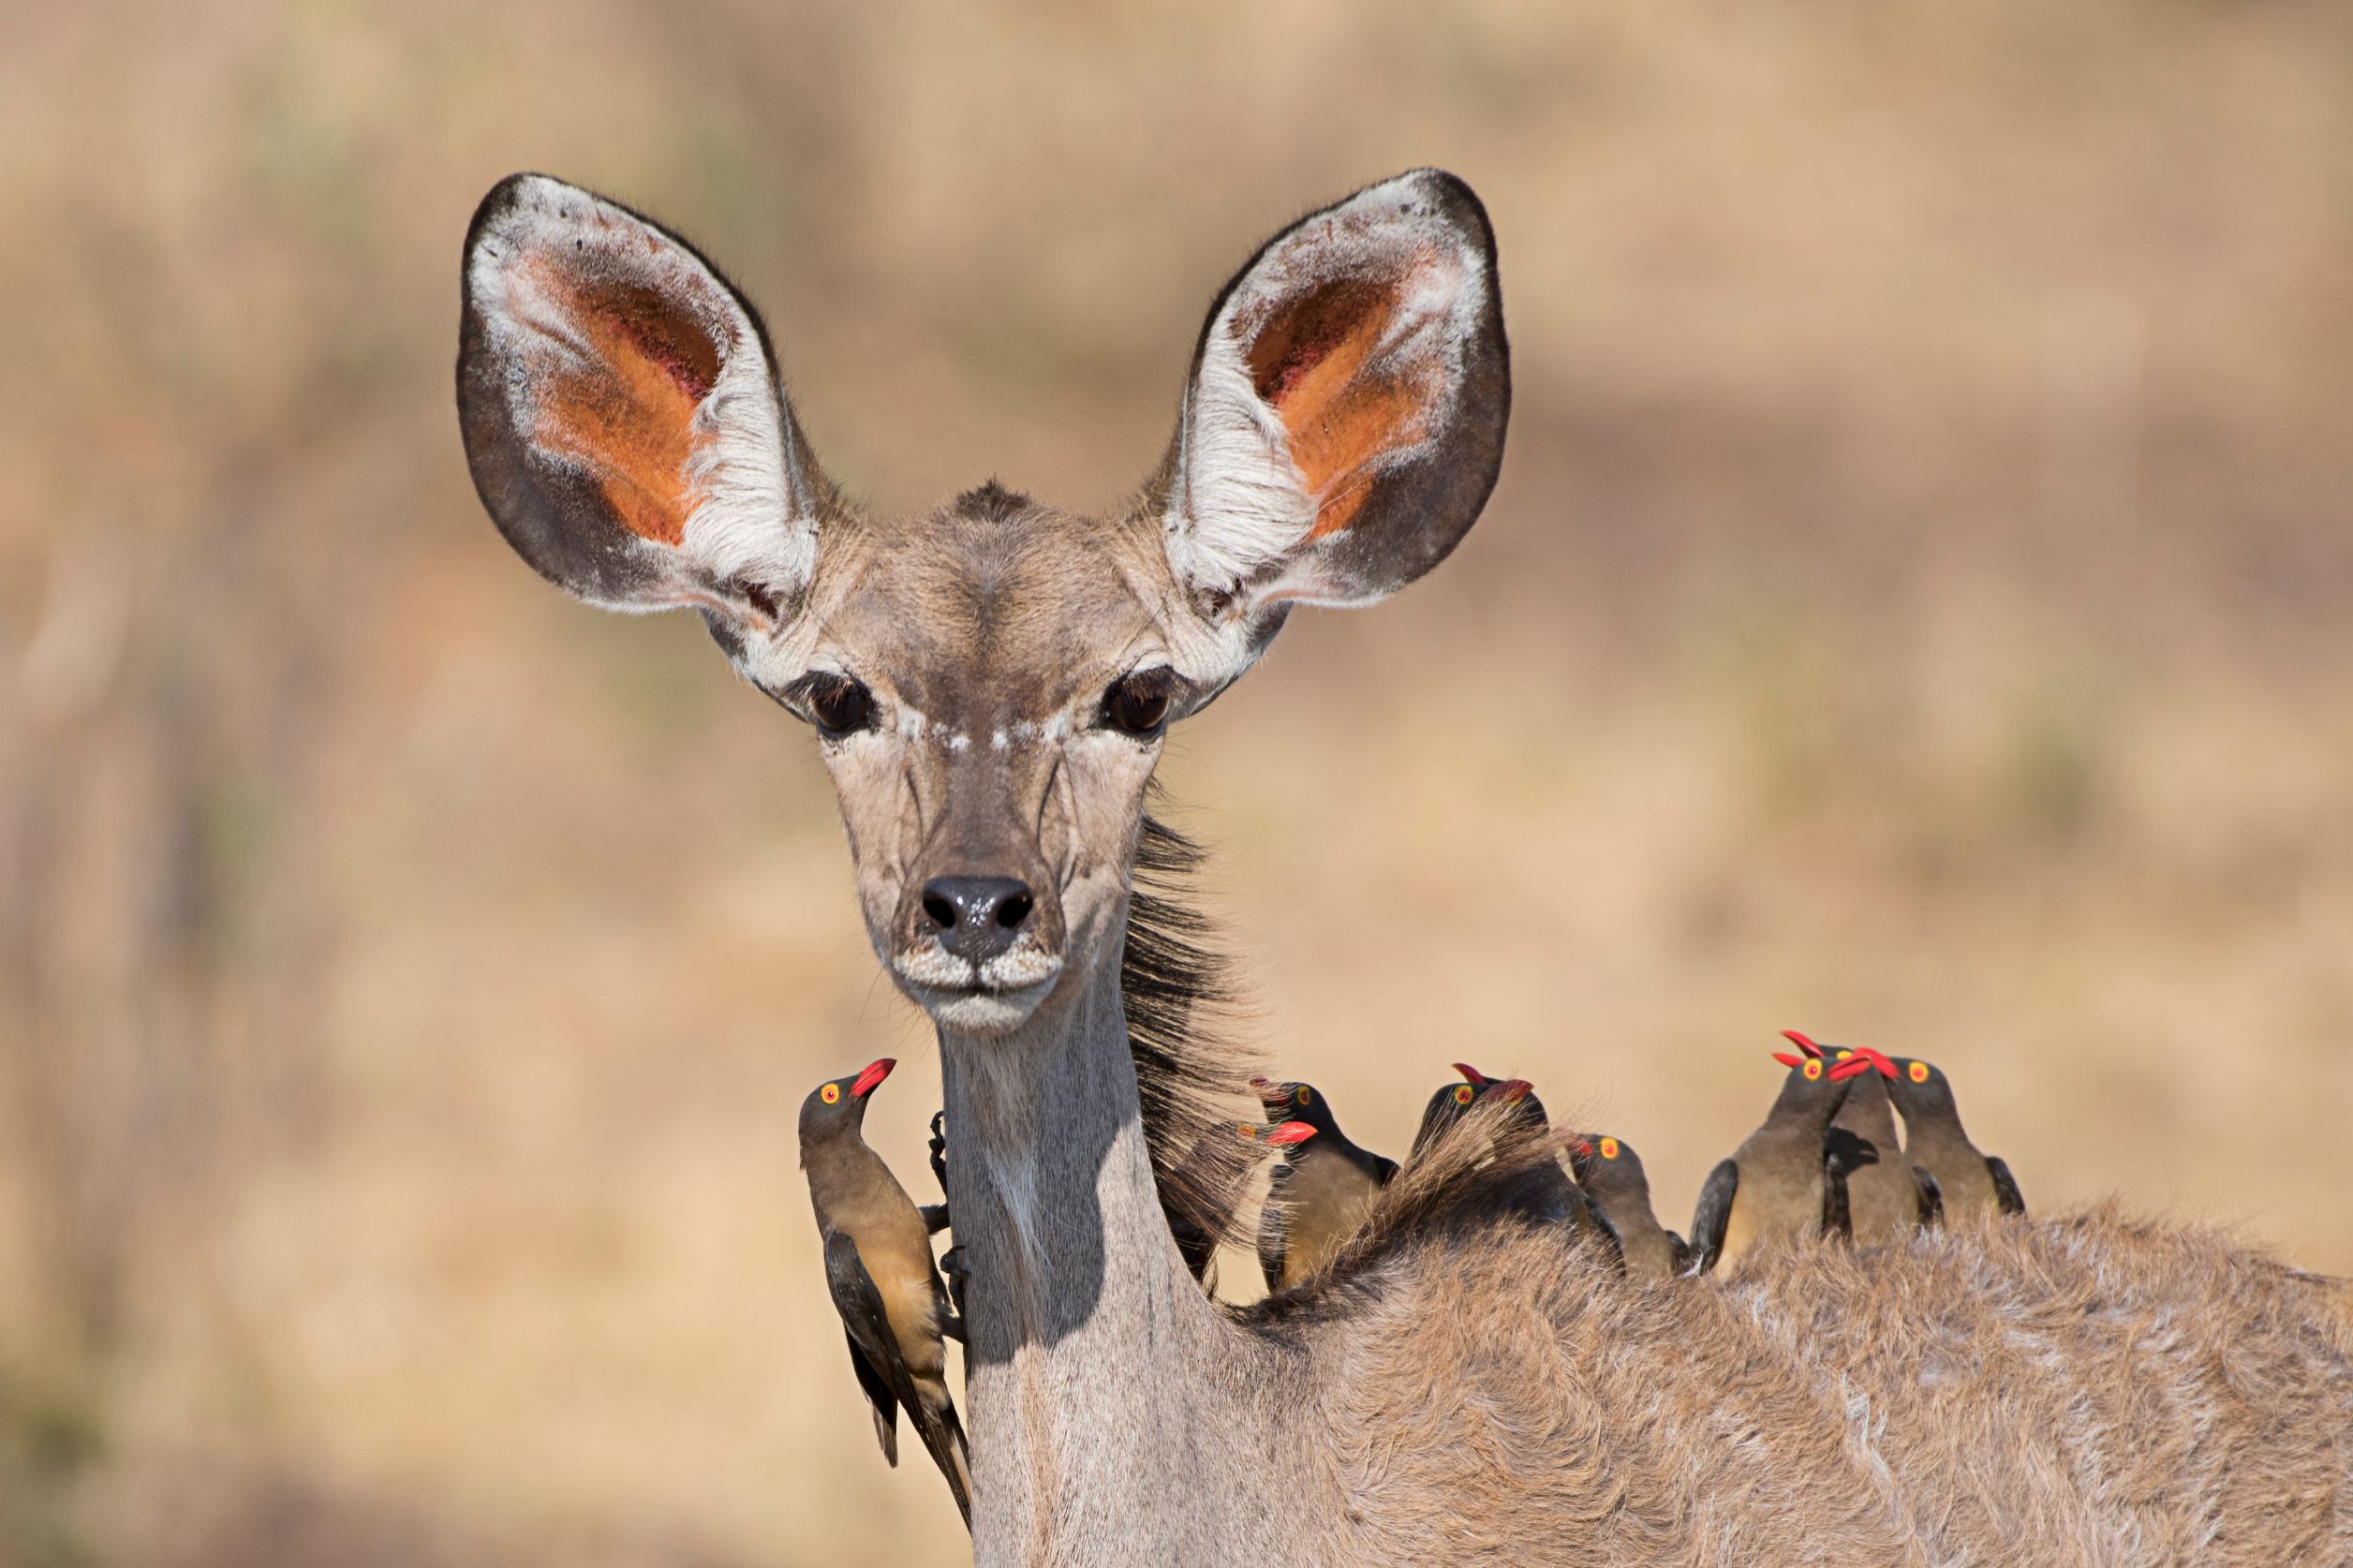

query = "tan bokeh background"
[{"left": 5, "top": 2, "right": 2351, "bottom": 1562}]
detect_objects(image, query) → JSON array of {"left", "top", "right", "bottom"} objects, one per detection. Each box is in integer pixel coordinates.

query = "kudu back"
[{"left": 458, "top": 169, "right": 2353, "bottom": 1563}]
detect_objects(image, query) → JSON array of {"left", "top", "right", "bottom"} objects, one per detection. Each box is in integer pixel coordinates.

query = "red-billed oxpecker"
[
  {"left": 1176, "top": 1115, "right": 1315, "bottom": 1291},
  {"left": 798, "top": 1058, "right": 972, "bottom": 1526},
  {"left": 1784, "top": 1031, "right": 1943, "bottom": 1236},
  {"left": 1253, "top": 1079, "right": 1394, "bottom": 1292},
  {"left": 1408, "top": 1065, "right": 1621, "bottom": 1265},
  {"left": 1688, "top": 1043, "right": 1877, "bottom": 1273},
  {"left": 1409, "top": 1062, "right": 1509, "bottom": 1155},
  {"left": 1568, "top": 1134, "right": 1690, "bottom": 1281},
  {"left": 1880, "top": 1053, "right": 2026, "bottom": 1221}
]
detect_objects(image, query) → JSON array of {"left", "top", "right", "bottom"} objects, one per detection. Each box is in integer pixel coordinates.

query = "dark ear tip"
[
  {"left": 1383, "top": 168, "right": 1497, "bottom": 251},
  {"left": 466, "top": 171, "right": 567, "bottom": 249}
]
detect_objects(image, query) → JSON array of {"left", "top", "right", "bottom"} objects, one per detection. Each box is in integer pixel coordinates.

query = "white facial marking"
[{"left": 980, "top": 947, "right": 1063, "bottom": 992}]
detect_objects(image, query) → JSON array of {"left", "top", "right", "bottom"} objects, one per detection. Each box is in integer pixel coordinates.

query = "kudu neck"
[{"left": 938, "top": 947, "right": 1246, "bottom": 1559}]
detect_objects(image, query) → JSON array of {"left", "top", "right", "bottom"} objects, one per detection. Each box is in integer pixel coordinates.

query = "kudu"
[{"left": 457, "top": 170, "right": 2353, "bottom": 1563}]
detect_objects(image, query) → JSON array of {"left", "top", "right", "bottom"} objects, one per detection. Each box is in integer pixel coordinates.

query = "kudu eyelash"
[
  {"left": 1100, "top": 666, "right": 1180, "bottom": 739},
  {"left": 784, "top": 671, "right": 877, "bottom": 739}
]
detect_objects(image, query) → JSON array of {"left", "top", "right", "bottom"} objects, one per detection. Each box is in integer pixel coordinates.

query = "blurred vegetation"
[{"left": 3, "top": 1, "right": 2350, "bottom": 1562}]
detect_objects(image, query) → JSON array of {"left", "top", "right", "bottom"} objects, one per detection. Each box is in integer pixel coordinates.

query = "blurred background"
[{"left": 4, "top": 0, "right": 2351, "bottom": 1561}]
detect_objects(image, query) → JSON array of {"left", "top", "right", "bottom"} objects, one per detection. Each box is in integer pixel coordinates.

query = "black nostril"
[{"left": 920, "top": 876, "right": 1038, "bottom": 965}]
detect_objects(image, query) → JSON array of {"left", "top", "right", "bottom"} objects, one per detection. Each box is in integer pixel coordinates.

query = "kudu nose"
[{"left": 921, "top": 876, "right": 1036, "bottom": 966}]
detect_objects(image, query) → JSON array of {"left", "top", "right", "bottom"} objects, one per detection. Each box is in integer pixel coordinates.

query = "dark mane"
[
  {"left": 1122, "top": 806, "right": 1265, "bottom": 1268},
  {"left": 1122, "top": 810, "right": 1584, "bottom": 1299},
  {"left": 951, "top": 479, "right": 1032, "bottom": 524}
]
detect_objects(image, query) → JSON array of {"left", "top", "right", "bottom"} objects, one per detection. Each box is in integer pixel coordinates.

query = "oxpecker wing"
[
  {"left": 1914, "top": 1166, "right": 1946, "bottom": 1228},
  {"left": 1820, "top": 1125, "right": 1882, "bottom": 1242},
  {"left": 1988, "top": 1156, "right": 2026, "bottom": 1216},
  {"left": 824, "top": 1229, "right": 904, "bottom": 1464},
  {"left": 1688, "top": 1159, "right": 1739, "bottom": 1275}
]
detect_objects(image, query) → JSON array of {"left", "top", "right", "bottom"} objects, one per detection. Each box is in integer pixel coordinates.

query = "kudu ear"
[
  {"left": 457, "top": 173, "right": 824, "bottom": 634},
  {"left": 1159, "top": 169, "right": 1508, "bottom": 666}
]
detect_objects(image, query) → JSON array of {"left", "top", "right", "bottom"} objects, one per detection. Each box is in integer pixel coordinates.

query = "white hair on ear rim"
[
  {"left": 1162, "top": 335, "right": 1318, "bottom": 599},
  {"left": 679, "top": 367, "right": 810, "bottom": 604},
  {"left": 1162, "top": 170, "right": 1489, "bottom": 608},
  {"left": 467, "top": 173, "right": 814, "bottom": 613}
]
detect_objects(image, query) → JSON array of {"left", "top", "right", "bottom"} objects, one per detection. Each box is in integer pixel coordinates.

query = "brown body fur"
[
  {"left": 1264, "top": 1208, "right": 2352, "bottom": 1564},
  {"left": 1204, "top": 1107, "right": 2353, "bottom": 1562}
]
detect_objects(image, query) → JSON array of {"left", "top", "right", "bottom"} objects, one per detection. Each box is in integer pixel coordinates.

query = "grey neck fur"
[{"left": 939, "top": 937, "right": 1261, "bottom": 1562}]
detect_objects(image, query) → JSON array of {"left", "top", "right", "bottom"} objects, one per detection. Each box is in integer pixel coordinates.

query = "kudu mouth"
[
  {"left": 891, "top": 923, "right": 1068, "bottom": 1038},
  {"left": 888, "top": 858, "right": 1072, "bottom": 1032}
]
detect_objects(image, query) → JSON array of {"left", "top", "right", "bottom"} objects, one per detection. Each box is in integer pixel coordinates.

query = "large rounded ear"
[
  {"left": 457, "top": 173, "right": 826, "bottom": 634},
  {"left": 1160, "top": 169, "right": 1508, "bottom": 657}
]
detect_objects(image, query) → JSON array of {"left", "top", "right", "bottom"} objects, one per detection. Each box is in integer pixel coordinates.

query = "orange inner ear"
[
  {"left": 524, "top": 259, "right": 723, "bottom": 547},
  {"left": 1245, "top": 273, "right": 1431, "bottom": 540}
]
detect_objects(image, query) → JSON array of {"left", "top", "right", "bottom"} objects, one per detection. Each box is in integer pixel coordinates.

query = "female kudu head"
[{"left": 456, "top": 170, "right": 1508, "bottom": 1041}]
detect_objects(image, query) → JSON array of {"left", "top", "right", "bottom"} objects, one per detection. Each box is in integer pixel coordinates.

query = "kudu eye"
[
  {"left": 797, "top": 672, "right": 874, "bottom": 737},
  {"left": 1102, "top": 667, "right": 1176, "bottom": 738}
]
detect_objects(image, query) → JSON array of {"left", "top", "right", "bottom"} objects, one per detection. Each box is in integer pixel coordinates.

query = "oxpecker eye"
[
  {"left": 1599, "top": 1137, "right": 1620, "bottom": 1161},
  {"left": 1295, "top": 1086, "right": 1312, "bottom": 1105},
  {"left": 1103, "top": 667, "right": 1176, "bottom": 737},
  {"left": 798, "top": 672, "right": 874, "bottom": 737},
  {"left": 1453, "top": 1085, "right": 1473, "bottom": 1105},
  {"left": 821, "top": 1082, "right": 842, "bottom": 1104},
  {"left": 1802, "top": 1059, "right": 1824, "bottom": 1081},
  {"left": 1909, "top": 1061, "right": 1931, "bottom": 1084}
]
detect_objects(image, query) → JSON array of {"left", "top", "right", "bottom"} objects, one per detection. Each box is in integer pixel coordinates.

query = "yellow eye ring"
[
  {"left": 821, "top": 1083, "right": 841, "bottom": 1104},
  {"left": 1453, "top": 1085, "right": 1474, "bottom": 1104},
  {"left": 1295, "top": 1086, "right": 1312, "bottom": 1105},
  {"left": 1599, "top": 1137, "right": 1620, "bottom": 1161},
  {"left": 1834, "top": 1049, "right": 1853, "bottom": 1060},
  {"left": 1908, "top": 1061, "right": 1931, "bottom": 1084},
  {"left": 1802, "top": 1059, "right": 1823, "bottom": 1080},
  {"left": 1238, "top": 1122, "right": 1257, "bottom": 1139}
]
